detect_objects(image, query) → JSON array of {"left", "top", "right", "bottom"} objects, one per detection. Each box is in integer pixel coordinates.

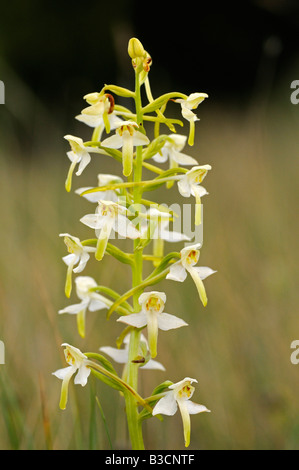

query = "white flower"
[
  {"left": 59, "top": 233, "right": 96, "bottom": 297},
  {"left": 59, "top": 276, "right": 109, "bottom": 338},
  {"left": 177, "top": 165, "right": 211, "bottom": 225},
  {"left": 174, "top": 93, "right": 208, "bottom": 146},
  {"left": 152, "top": 134, "right": 197, "bottom": 167},
  {"left": 100, "top": 333, "right": 165, "bottom": 371},
  {"left": 52, "top": 343, "right": 91, "bottom": 410},
  {"left": 75, "top": 173, "right": 123, "bottom": 203},
  {"left": 80, "top": 200, "right": 141, "bottom": 261},
  {"left": 152, "top": 377, "right": 210, "bottom": 447},
  {"left": 101, "top": 121, "right": 150, "bottom": 177},
  {"left": 117, "top": 291, "right": 187, "bottom": 358},
  {"left": 166, "top": 244, "right": 216, "bottom": 307},
  {"left": 141, "top": 208, "right": 191, "bottom": 266},
  {"left": 175, "top": 93, "right": 208, "bottom": 123},
  {"left": 76, "top": 92, "right": 123, "bottom": 137},
  {"left": 146, "top": 208, "right": 191, "bottom": 243},
  {"left": 64, "top": 135, "right": 104, "bottom": 192}
]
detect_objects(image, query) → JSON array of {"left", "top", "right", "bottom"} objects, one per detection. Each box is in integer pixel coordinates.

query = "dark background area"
[{"left": 0, "top": 0, "right": 298, "bottom": 126}]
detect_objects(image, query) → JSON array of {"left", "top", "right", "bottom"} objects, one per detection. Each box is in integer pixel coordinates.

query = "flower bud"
[{"left": 128, "top": 37, "right": 146, "bottom": 59}]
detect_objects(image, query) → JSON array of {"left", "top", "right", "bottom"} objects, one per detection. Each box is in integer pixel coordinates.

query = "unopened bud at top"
[{"left": 128, "top": 37, "right": 146, "bottom": 59}]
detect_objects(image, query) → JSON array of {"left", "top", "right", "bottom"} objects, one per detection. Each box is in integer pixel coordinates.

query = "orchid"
[
  {"left": 64, "top": 135, "right": 104, "bottom": 192},
  {"left": 117, "top": 291, "right": 187, "bottom": 358},
  {"left": 142, "top": 208, "right": 190, "bottom": 265},
  {"left": 152, "top": 134, "right": 198, "bottom": 168},
  {"left": 80, "top": 200, "right": 141, "bottom": 261},
  {"left": 174, "top": 93, "right": 208, "bottom": 146},
  {"left": 59, "top": 233, "right": 95, "bottom": 297},
  {"left": 177, "top": 165, "right": 211, "bottom": 225},
  {"left": 59, "top": 276, "right": 109, "bottom": 338},
  {"left": 166, "top": 244, "right": 216, "bottom": 307},
  {"left": 52, "top": 343, "right": 91, "bottom": 410},
  {"left": 101, "top": 121, "right": 149, "bottom": 177},
  {"left": 100, "top": 333, "right": 165, "bottom": 371},
  {"left": 76, "top": 92, "right": 124, "bottom": 138},
  {"left": 152, "top": 377, "right": 210, "bottom": 447}
]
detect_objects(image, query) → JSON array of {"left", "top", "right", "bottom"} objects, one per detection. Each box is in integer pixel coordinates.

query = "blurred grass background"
[{"left": 0, "top": 0, "right": 299, "bottom": 450}]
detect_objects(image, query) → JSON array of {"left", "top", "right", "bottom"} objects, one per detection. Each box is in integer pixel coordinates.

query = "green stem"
[{"left": 125, "top": 68, "right": 145, "bottom": 450}]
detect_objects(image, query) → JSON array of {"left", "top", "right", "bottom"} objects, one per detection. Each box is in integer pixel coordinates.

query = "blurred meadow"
[{"left": 0, "top": 0, "right": 299, "bottom": 450}]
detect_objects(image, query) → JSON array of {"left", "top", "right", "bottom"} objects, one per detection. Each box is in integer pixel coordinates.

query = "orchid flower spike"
[
  {"left": 80, "top": 200, "right": 141, "bottom": 261},
  {"left": 101, "top": 121, "right": 149, "bottom": 177},
  {"left": 59, "top": 233, "right": 96, "bottom": 298},
  {"left": 64, "top": 135, "right": 104, "bottom": 192},
  {"left": 58, "top": 276, "right": 109, "bottom": 338},
  {"left": 166, "top": 244, "right": 216, "bottom": 306},
  {"left": 100, "top": 333, "right": 165, "bottom": 371},
  {"left": 52, "top": 344, "right": 91, "bottom": 410},
  {"left": 174, "top": 93, "right": 208, "bottom": 146},
  {"left": 152, "top": 377, "right": 210, "bottom": 447},
  {"left": 75, "top": 173, "right": 123, "bottom": 203},
  {"left": 117, "top": 291, "right": 187, "bottom": 358},
  {"left": 177, "top": 165, "right": 211, "bottom": 225}
]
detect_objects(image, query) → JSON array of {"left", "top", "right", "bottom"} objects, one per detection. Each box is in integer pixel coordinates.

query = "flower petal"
[
  {"left": 88, "top": 298, "right": 108, "bottom": 312},
  {"left": 58, "top": 299, "right": 89, "bottom": 315},
  {"left": 141, "top": 358, "right": 166, "bottom": 371},
  {"left": 100, "top": 346, "right": 129, "bottom": 364},
  {"left": 114, "top": 214, "right": 141, "bottom": 239},
  {"left": 101, "top": 134, "right": 123, "bottom": 149},
  {"left": 177, "top": 177, "right": 192, "bottom": 197},
  {"left": 160, "top": 229, "right": 191, "bottom": 243},
  {"left": 132, "top": 131, "right": 150, "bottom": 147},
  {"left": 192, "top": 266, "right": 217, "bottom": 280},
  {"left": 80, "top": 214, "right": 103, "bottom": 230},
  {"left": 166, "top": 262, "right": 187, "bottom": 282},
  {"left": 171, "top": 150, "right": 198, "bottom": 166},
  {"left": 76, "top": 152, "right": 91, "bottom": 176},
  {"left": 117, "top": 312, "right": 147, "bottom": 328},
  {"left": 73, "top": 251, "right": 90, "bottom": 274},
  {"left": 74, "top": 365, "right": 91, "bottom": 387},
  {"left": 152, "top": 391, "right": 177, "bottom": 416},
  {"left": 186, "top": 401, "right": 211, "bottom": 415},
  {"left": 157, "top": 312, "right": 188, "bottom": 331}
]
